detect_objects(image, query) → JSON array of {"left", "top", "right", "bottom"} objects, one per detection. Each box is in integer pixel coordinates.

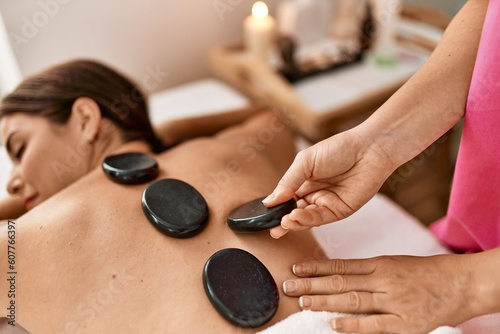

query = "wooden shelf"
[{"left": 210, "top": 41, "right": 430, "bottom": 142}]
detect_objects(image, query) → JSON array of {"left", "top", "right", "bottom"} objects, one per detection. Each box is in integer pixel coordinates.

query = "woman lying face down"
[{"left": 0, "top": 60, "right": 325, "bottom": 333}]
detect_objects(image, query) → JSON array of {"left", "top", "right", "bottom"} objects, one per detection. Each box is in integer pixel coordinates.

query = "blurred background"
[{"left": 1, "top": 0, "right": 465, "bottom": 93}]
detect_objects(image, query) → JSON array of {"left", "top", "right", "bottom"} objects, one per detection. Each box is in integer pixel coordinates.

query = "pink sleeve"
[{"left": 430, "top": 0, "right": 500, "bottom": 252}]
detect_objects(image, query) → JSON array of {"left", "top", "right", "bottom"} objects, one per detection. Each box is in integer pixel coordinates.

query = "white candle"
[{"left": 244, "top": 1, "right": 275, "bottom": 63}]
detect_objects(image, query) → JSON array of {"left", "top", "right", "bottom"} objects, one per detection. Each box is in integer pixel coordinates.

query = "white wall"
[
  {"left": 0, "top": 0, "right": 281, "bottom": 94},
  {"left": 0, "top": 9, "right": 21, "bottom": 96},
  {"left": 0, "top": 0, "right": 465, "bottom": 95}
]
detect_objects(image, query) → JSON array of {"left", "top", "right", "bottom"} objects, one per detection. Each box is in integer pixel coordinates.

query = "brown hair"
[{"left": 0, "top": 59, "right": 164, "bottom": 152}]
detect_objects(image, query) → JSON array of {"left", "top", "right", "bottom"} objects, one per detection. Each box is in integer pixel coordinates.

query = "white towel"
[{"left": 257, "top": 310, "right": 461, "bottom": 334}]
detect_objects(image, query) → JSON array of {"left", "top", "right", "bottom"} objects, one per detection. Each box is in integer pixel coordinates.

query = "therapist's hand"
[
  {"left": 282, "top": 255, "right": 477, "bottom": 334},
  {"left": 263, "top": 129, "right": 395, "bottom": 238}
]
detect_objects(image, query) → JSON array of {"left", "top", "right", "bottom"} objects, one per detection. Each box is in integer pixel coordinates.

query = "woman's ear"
[{"left": 70, "top": 97, "right": 102, "bottom": 143}]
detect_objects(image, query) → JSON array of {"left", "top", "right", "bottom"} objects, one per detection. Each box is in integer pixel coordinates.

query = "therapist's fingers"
[
  {"left": 281, "top": 210, "right": 317, "bottom": 229},
  {"left": 270, "top": 225, "right": 289, "bottom": 239},
  {"left": 292, "top": 258, "right": 377, "bottom": 277},
  {"left": 286, "top": 206, "right": 340, "bottom": 228},
  {"left": 269, "top": 213, "right": 311, "bottom": 239},
  {"left": 332, "top": 314, "right": 404, "bottom": 334},
  {"left": 297, "top": 292, "right": 383, "bottom": 314},
  {"left": 272, "top": 205, "right": 342, "bottom": 239},
  {"left": 269, "top": 200, "right": 344, "bottom": 239},
  {"left": 283, "top": 275, "right": 375, "bottom": 296}
]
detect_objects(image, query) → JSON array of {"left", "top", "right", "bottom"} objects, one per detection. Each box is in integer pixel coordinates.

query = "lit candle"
[{"left": 244, "top": 1, "right": 275, "bottom": 63}]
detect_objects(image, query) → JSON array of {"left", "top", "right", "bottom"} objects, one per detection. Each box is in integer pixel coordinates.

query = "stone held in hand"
[{"left": 227, "top": 196, "right": 296, "bottom": 232}]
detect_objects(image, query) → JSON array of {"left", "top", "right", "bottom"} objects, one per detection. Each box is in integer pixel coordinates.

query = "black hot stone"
[
  {"left": 102, "top": 152, "right": 159, "bottom": 185},
  {"left": 142, "top": 178, "right": 209, "bottom": 238},
  {"left": 203, "top": 248, "right": 279, "bottom": 328},
  {"left": 227, "top": 196, "right": 297, "bottom": 232}
]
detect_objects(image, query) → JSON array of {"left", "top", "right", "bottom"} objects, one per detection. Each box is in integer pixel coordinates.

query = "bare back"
[{"left": 0, "top": 112, "right": 325, "bottom": 333}]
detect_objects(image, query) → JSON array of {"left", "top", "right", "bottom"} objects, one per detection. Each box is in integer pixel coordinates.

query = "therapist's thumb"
[
  {"left": 262, "top": 152, "right": 311, "bottom": 207},
  {"left": 262, "top": 187, "right": 295, "bottom": 207}
]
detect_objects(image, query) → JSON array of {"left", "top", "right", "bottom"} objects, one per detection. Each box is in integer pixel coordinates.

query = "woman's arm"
[
  {"left": 0, "top": 196, "right": 25, "bottom": 221},
  {"left": 263, "top": 0, "right": 489, "bottom": 234},
  {"left": 357, "top": 0, "right": 488, "bottom": 169},
  {"left": 470, "top": 247, "right": 500, "bottom": 316},
  {"left": 153, "top": 103, "right": 270, "bottom": 147}
]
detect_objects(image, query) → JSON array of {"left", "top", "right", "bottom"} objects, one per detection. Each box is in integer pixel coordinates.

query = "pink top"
[{"left": 430, "top": 0, "right": 500, "bottom": 252}]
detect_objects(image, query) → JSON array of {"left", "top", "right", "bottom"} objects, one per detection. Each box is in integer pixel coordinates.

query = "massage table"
[{"left": 0, "top": 79, "right": 498, "bottom": 333}]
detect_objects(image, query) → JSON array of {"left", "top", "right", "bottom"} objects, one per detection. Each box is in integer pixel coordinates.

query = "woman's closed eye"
[{"left": 14, "top": 144, "right": 25, "bottom": 160}]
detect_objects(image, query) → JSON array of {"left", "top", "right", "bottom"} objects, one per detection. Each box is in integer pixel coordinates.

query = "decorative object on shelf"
[
  {"left": 276, "top": 37, "right": 364, "bottom": 82},
  {"left": 274, "top": 0, "right": 375, "bottom": 82},
  {"left": 358, "top": 0, "right": 376, "bottom": 51},
  {"left": 276, "top": 34, "right": 299, "bottom": 76},
  {"left": 244, "top": 1, "right": 276, "bottom": 63},
  {"left": 330, "top": 0, "right": 369, "bottom": 42},
  {"left": 371, "top": 0, "right": 402, "bottom": 66},
  {"left": 276, "top": 0, "right": 332, "bottom": 46}
]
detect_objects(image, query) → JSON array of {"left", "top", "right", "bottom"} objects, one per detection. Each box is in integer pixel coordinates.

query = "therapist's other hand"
[
  {"left": 263, "top": 130, "right": 395, "bottom": 238},
  {"left": 282, "top": 255, "right": 477, "bottom": 334}
]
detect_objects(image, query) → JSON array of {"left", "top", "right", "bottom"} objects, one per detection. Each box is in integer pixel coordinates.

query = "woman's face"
[{"left": 1, "top": 113, "right": 92, "bottom": 211}]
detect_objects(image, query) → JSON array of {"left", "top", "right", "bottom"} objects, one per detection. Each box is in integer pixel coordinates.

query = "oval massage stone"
[
  {"left": 142, "top": 178, "right": 209, "bottom": 238},
  {"left": 102, "top": 152, "right": 159, "bottom": 184},
  {"left": 227, "top": 196, "right": 297, "bottom": 232},
  {"left": 203, "top": 248, "right": 279, "bottom": 328}
]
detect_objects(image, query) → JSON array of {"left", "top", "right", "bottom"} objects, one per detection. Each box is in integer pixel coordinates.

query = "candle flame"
[{"left": 252, "top": 1, "right": 268, "bottom": 20}]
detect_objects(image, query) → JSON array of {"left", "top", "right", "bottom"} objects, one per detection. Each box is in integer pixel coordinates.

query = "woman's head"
[
  {"left": 1, "top": 59, "right": 163, "bottom": 152},
  {"left": 0, "top": 59, "right": 164, "bottom": 210}
]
